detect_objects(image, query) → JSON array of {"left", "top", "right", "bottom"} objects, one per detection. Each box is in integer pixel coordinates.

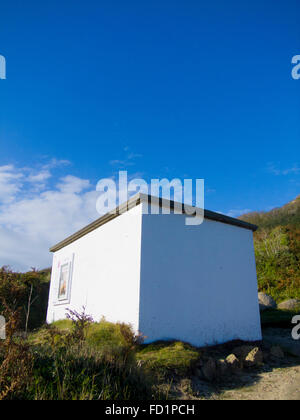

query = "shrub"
[
  {"left": 0, "top": 340, "right": 33, "bottom": 400},
  {"left": 31, "top": 341, "right": 153, "bottom": 400},
  {"left": 253, "top": 227, "right": 300, "bottom": 302},
  {"left": 32, "top": 315, "right": 144, "bottom": 354},
  {"left": 14, "top": 312, "right": 154, "bottom": 400},
  {"left": 0, "top": 266, "right": 51, "bottom": 333}
]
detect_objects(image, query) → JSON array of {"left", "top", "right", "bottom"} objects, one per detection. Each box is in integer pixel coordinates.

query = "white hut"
[{"left": 46, "top": 193, "right": 261, "bottom": 347}]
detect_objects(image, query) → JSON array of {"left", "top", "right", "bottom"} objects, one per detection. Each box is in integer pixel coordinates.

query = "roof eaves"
[{"left": 50, "top": 193, "right": 257, "bottom": 252}]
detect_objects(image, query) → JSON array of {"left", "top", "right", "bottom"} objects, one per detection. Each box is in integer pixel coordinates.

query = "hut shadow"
[{"left": 188, "top": 335, "right": 300, "bottom": 400}]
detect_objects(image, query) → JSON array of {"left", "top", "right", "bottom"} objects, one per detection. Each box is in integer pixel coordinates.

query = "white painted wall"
[
  {"left": 139, "top": 202, "right": 261, "bottom": 347},
  {"left": 47, "top": 205, "right": 143, "bottom": 331},
  {"left": 47, "top": 199, "right": 261, "bottom": 348}
]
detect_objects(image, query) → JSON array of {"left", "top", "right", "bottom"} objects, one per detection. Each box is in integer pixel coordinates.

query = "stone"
[
  {"left": 226, "top": 354, "right": 241, "bottom": 372},
  {"left": 244, "top": 347, "right": 263, "bottom": 367},
  {"left": 263, "top": 329, "right": 300, "bottom": 358},
  {"left": 196, "top": 358, "right": 204, "bottom": 367},
  {"left": 180, "top": 378, "right": 192, "bottom": 394},
  {"left": 258, "top": 293, "right": 277, "bottom": 311},
  {"left": 270, "top": 346, "right": 285, "bottom": 359},
  {"left": 202, "top": 358, "right": 217, "bottom": 382},
  {"left": 233, "top": 345, "right": 256, "bottom": 361},
  {"left": 278, "top": 299, "right": 300, "bottom": 311},
  {"left": 195, "top": 367, "right": 204, "bottom": 379},
  {"left": 216, "top": 359, "right": 229, "bottom": 377}
]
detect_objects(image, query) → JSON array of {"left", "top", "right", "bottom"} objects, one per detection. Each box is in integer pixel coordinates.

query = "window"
[
  {"left": 58, "top": 263, "right": 69, "bottom": 301},
  {"left": 54, "top": 254, "right": 74, "bottom": 305}
]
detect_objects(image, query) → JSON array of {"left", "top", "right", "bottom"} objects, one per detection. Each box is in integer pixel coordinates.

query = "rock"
[
  {"left": 244, "top": 347, "right": 263, "bottom": 367},
  {"left": 278, "top": 299, "right": 300, "bottom": 311},
  {"left": 233, "top": 345, "right": 256, "bottom": 361},
  {"left": 258, "top": 293, "right": 277, "bottom": 311},
  {"left": 263, "top": 329, "right": 300, "bottom": 358},
  {"left": 216, "top": 359, "right": 229, "bottom": 377},
  {"left": 226, "top": 354, "right": 241, "bottom": 372},
  {"left": 180, "top": 378, "right": 192, "bottom": 394},
  {"left": 270, "top": 346, "right": 284, "bottom": 359},
  {"left": 281, "top": 342, "right": 300, "bottom": 358},
  {"left": 202, "top": 358, "right": 217, "bottom": 382},
  {"left": 196, "top": 358, "right": 204, "bottom": 367},
  {"left": 194, "top": 367, "right": 204, "bottom": 379}
]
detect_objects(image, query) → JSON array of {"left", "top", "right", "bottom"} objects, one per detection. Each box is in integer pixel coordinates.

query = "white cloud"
[
  {"left": 57, "top": 175, "right": 91, "bottom": 194},
  {"left": 0, "top": 163, "right": 99, "bottom": 272},
  {"left": 267, "top": 163, "right": 300, "bottom": 176},
  {"left": 109, "top": 148, "right": 143, "bottom": 168},
  {"left": 27, "top": 170, "right": 51, "bottom": 183},
  {"left": 226, "top": 209, "right": 252, "bottom": 218},
  {"left": 215, "top": 208, "right": 252, "bottom": 218},
  {"left": 42, "top": 158, "right": 71, "bottom": 169},
  {"left": 0, "top": 165, "right": 24, "bottom": 203}
]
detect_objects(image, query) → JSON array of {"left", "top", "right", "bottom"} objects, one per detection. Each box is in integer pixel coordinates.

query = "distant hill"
[
  {"left": 239, "top": 195, "right": 300, "bottom": 229},
  {"left": 239, "top": 195, "right": 300, "bottom": 230},
  {"left": 239, "top": 195, "right": 300, "bottom": 303}
]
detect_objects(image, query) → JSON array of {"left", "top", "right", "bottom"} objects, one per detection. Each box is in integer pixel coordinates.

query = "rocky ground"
[
  {"left": 219, "top": 364, "right": 300, "bottom": 400},
  {"left": 166, "top": 328, "right": 300, "bottom": 400}
]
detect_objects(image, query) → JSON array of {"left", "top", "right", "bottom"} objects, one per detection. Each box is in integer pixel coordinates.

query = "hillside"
[
  {"left": 240, "top": 195, "right": 300, "bottom": 229},
  {"left": 240, "top": 196, "right": 300, "bottom": 302}
]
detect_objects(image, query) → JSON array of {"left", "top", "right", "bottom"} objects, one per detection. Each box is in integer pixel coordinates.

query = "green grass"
[
  {"left": 29, "top": 320, "right": 201, "bottom": 391},
  {"left": 9, "top": 318, "right": 155, "bottom": 400},
  {"left": 27, "top": 308, "right": 300, "bottom": 400},
  {"left": 266, "top": 288, "right": 300, "bottom": 304},
  {"left": 30, "top": 343, "right": 153, "bottom": 400},
  {"left": 32, "top": 321, "right": 201, "bottom": 378},
  {"left": 87, "top": 320, "right": 131, "bottom": 348},
  {"left": 137, "top": 341, "right": 200, "bottom": 379},
  {"left": 30, "top": 318, "right": 134, "bottom": 350},
  {"left": 52, "top": 319, "right": 73, "bottom": 331}
]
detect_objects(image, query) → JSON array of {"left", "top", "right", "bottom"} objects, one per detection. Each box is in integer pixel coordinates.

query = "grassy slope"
[
  {"left": 30, "top": 320, "right": 200, "bottom": 380},
  {"left": 239, "top": 195, "right": 300, "bottom": 302},
  {"left": 240, "top": 195, "right": 300, "bottom": 229}
]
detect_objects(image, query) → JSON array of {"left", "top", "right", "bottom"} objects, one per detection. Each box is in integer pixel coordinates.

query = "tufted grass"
[
  {"left": 136, "top": 341, "right": 200, "bottom": 379},
  {"left": 30, "top": 318, "right": 136, "bottom": 349}
]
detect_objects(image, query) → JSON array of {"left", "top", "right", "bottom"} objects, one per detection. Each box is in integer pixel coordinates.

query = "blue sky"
[{"left": 0, "top": 0, "right": 300, "bottom": 270}]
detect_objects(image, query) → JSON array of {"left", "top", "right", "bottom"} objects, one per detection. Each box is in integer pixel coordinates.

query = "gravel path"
[
  {"left": 221, "top": 365, "right": 300, "bottom": 400},
  {"left": 172, "top": 328, "right": 300, "bottom": 400}
]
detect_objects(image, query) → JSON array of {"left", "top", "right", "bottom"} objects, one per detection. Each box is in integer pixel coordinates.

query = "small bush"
[
  {"left": 0, "top": 341, "right": 33, "bottom": 400},
  {"left": 2, "top": 310, "right": 155, "bottom": 400},
  {"left": 31, "top": 316, "right": 143, "bottom": 354}
]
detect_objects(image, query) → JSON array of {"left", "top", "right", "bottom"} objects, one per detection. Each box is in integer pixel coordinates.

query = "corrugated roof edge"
[{"left": 49, "top": 193, "right": 258, "bottom": 252}]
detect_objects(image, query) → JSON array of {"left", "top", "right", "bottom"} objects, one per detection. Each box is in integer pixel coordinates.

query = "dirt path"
[
  {"left": 220, "top": 365, "right": 300, "bottom": 400},
  {"left": 215, "top": 328, "right": 300, "bottom": 400},
  {"left": 171, "top": 328, "right": 300, "bottom": 400}
]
